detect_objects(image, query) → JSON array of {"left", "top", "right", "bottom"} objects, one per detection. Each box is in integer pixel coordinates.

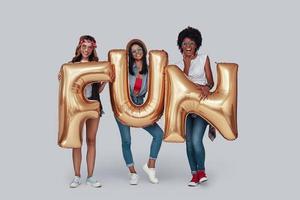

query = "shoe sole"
[
  {"left": 70, "top": 185, "right": 80, "bottom": 188},
  {"left": 86, "top": 182, "right": 102, "bottom": 188},
  {"left": 188, "top": 183, "right": 198, "bottom": 187},
  {"left": 199, "top": 178, "right": 208, "bottom": 184}
]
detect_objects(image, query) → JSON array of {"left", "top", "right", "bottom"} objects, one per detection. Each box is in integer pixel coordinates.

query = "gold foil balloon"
[
  {"left": 58, "top": 62, "right": 114, "bottom": 148},
  {"left": 109, "top": 50, "right": 167, "bottom": 127},
  {"left": 164, "top": 63, "right": 238, "bottom": 142}
]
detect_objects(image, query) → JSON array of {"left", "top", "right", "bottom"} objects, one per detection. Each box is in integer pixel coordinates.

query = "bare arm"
[
  {"left": 204, "top": 56, "right": 214, "bottom": 89},
  {"left": 196, "top": 56, "right": 214, "bottom": 99},
  {"left": 98, "top": 81, "right": 107, "bottom": 93}
]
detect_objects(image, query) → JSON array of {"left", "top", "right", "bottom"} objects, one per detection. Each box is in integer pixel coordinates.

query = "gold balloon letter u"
[{"left": 109, "top": 50, "right": 167, "bottom": 127}]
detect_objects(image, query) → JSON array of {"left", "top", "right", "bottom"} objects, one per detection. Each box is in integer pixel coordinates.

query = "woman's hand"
[
  {"left": 133, "top": 90, "right": 139, "bottom": 96},
  {"left": 200, "top": 85, "right": 210, "bottom": 99},
  {"left": 196, "top": 84, "right": 210, "bottom": 100}
]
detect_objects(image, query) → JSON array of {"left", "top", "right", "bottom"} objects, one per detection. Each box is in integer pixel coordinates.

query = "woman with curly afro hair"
[{"left": 177, "top": 27, "right": 216, "bottom": 187}]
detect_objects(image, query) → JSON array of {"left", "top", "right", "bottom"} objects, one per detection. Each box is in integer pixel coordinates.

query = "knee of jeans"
[
  {"left": 192, "top": 136, "right": 204, "bottom": 145},
  {"left": 193, "top": 143, "right": 205, "bottom": 153},
  {"left": 154, "top": 131, "right": 163, "bottom": 141}
]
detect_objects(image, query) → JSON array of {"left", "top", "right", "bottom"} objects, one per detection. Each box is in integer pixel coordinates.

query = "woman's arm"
[
  {"left": 204, "top": 56, "right": 214, "bottom": 89},
  {"left": 196, "top": 56, "right": 214, "bottom": 99},
  {"left": 98, "top": 81, "right": 107, "bottom": 93}
]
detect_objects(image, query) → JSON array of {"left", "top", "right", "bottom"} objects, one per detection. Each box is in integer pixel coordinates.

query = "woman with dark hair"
[
  {"left": 58, "top": 35, "right": 105, "bottom": 188},
  {"left": 127, "top": 39, "right": 148, "bottom": 102},
  {"left": 115, "top": 39, "right": 163, "bottom": 185},
  {"left": 176, "top": 27, "right": 216, "bottom": 186}
]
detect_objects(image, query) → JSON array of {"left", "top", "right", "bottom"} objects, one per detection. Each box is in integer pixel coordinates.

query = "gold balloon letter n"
[{"left": 164, "top": 63, "right": 238, "bottom": 142}]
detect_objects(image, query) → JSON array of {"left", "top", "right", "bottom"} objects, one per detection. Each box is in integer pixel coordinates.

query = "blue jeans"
[
  {"left": 115, "top": 117, "right": 163, "bottom": 167},
  {"left": 186, "top": 114, "right": 208, "bottom": 174}
]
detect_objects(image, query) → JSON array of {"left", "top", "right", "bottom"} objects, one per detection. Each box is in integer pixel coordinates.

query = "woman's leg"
[
  {"left": 86, "top": 117, "right": 100, "bottom": 177},
  {"left": 72, "top": 148, "right": 82, "bottom": 177},
  {"left": 115, "top": 117, "right": 136, "bottom": 173},
  {"left": 143, "top": 122, "right": 163, "bottom": 168},
  {"left": 142, "top": 122, "right": 163, "bottom": 184},
  {"left": 191, "top": 116, "right": 207, "bottom": 171},
  {"left": 185, "top": 115, "right": 197, "bottom": 174}
]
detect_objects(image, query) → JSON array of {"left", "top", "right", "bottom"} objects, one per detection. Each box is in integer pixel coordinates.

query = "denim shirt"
[{"left": 128, "top": 64, "right": 148, "bottom": 105}]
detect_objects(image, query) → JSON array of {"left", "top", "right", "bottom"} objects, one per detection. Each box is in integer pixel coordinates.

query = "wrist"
[{"left": 206, "top": 83, "right": 213, "bottom": 89}]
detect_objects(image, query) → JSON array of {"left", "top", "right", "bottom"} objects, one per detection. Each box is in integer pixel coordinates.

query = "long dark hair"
[
  {"left": 71, "top": 35, "right": 99, "bottom": 63},
  {"left": 126, "top": 39, "right": 148, "bottom": 75}
]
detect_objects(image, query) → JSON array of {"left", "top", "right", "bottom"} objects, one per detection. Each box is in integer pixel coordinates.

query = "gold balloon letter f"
[{"left": 58, "top": 62, "right": 114, "bottom": 148}]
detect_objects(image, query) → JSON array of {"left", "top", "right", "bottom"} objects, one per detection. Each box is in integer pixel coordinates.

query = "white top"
[
  {"left": 84, "top": 84, "right": 92, "bottom": 98},
  {"left": 176, "top": 53, "right": 208, "bottom": 85}
]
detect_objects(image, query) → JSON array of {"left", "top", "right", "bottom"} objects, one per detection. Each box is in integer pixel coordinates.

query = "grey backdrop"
[{"left": 0, "top": 0, "right": 299, "bottom": 199}]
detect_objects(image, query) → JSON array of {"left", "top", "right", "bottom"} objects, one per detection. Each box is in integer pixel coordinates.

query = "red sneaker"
[
  {"left": 197, "top": 170, "right": 208, "bottom": 183},
  {"left": 188, "top": 173, "right": 199, "bottom": 186}
]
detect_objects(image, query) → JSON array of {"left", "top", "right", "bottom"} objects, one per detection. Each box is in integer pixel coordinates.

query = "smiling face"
[
  {"left": 80, "top": 40, "right": 94, "bottom": 60},
  {"left": 181, "top": 37, "right": 197, "bottom": 57},
  {"left": 131, "top": 44, "right": 144, "bottom": 61}
]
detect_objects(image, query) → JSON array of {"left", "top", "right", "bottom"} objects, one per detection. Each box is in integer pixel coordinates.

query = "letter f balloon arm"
[{"left": 99, "top": 64, "right": 115, "bottom": 93}]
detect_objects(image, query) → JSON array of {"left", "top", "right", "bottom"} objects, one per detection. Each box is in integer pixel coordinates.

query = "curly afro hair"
[{"left": 177, "top": 26, "right": 202, "bottom": 53}]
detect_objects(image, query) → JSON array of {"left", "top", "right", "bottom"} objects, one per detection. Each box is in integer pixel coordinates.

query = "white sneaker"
[
  {"left": 143, "top": 164, "right": 159, "bottom": 184},
  {"left": 70, "top": 176, "right": 81, "bottom": 188},
  {"left": 86, "top": 176, "right": 102, "bottom": 188},
  {"left": 129, "top": 173, "right": 139, "bottom": 185}
]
